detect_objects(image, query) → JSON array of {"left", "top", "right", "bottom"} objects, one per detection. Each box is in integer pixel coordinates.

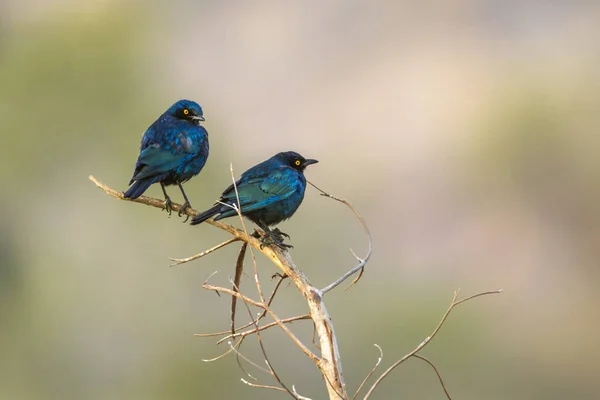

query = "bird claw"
[
  {"left": 163, "top": 197, "right": 174, "bottom": 216},
  {"left": 271, "top": 229, "right": 292, "bottom": 249},
  {"left": 178, "top": 201, "right": 191, "bottom": 222},
  {"left": 259, "top": 231, "right": 294, "bottom": 250},
  {"left": 275, "top": 241, "right": 294, "bottom": 250},
  {"left": 272, "top": 228, "right": 290, "bottom": 239}
]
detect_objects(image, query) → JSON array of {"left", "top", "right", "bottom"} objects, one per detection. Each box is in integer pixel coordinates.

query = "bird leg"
[
  {"left": 177, "top": 182, "right": 192, "bottom": 222},
  {"left": 160, "top": 183, "right": 174, "bottom": 216}
]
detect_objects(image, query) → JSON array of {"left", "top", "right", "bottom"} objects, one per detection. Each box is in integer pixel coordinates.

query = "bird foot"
[
  {"left": 178, "top": 201, "right": 191, "bottom": 222},
  {"left": 272, "top": 228, "right": 290, "bottom": 239},
  {"left": 259, "top": 231, "right": 294, "bottom": 250},
  {"left": 163, "top": 197, "right": 174, "bottom": 216},
  {"left": 275, "top": 241, "right": 294, "bottom": 250}
]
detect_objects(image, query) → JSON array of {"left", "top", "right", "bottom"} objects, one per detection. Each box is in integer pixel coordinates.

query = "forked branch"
[
  {"left": 361, "top": 288, "right": 503, "bottom": 399},
  {"left": 307, "top": 181, "right": 372, "bottom": 294},
  {"left": 89, "top": 175, "right": 354, "bottom": 399},
  {"left": 90, "top": 174, "right": 499, "bottom": 400}
]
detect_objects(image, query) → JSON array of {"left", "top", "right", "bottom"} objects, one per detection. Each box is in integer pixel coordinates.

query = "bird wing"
[
  {"left": 130, "top": 144, "right": 188, "bottom": 181},
  {"left": 222, "top": 168, "right": 299, "bottom": 213}
]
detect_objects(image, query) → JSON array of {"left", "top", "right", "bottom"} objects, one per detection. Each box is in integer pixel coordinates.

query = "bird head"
[
  {"left": 279, "top": 151, "right": 318, "bottom": 172},
  {"left": 167, "top": 99, "right": 205, "bottom": 123}
]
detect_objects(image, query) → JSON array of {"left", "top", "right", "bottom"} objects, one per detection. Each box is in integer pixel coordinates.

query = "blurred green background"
[{"left": 2, "top": 1, "right": 599, "bottom": 399}]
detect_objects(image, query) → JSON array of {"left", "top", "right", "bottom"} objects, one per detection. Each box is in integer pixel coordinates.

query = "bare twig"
[
  {"left": 307, "top": 181, "right": 372, "bottom": 294},
  {"left": 195, "top": 274, "right": 288, "bottom": 339},
  {"left": 292, "top": 385, "right": 314, "bottom": 400},
  {"left": 412, "top": 354, "right": 452, "bottom": 400},
  {"left": 230, "top": 337, "right": 260, "bottom": 380},
  {"left": 241, "top": 378, "right": 288, "bottom": 393},
  {"left": 242, "top": 377, "right": 312, "bottom": 400},
  {"left": 230, "top": 278, "right": 298, "bottom": 399},
  {"left": 266, "top": 307, "right": 320, "bottom": 363},
  {"left": 217, "top": 314, "right": 311, "bottom": 344},
  {"left": 201, "top": 339, "right": 240, "bottom": 362},
  {"left": 228, "top": 339, "right": 271, "bottom": 375},
  {"left": 204, "top": 283, "right": 319, "bottom": 368},
  {"left": 352, "top": 344, "right": 383, "bottom": 400},
  {"left": 169, "top": 237, "right": 240, "bottom": 266},
  {"left": 231, "top": 242, "right": 248, "bottom": 334},
  {"left": 363, "top": 289, "right": 503, "bottom": 399},
  {"left": 203, "top": 284, "right": 264, "bottom": 309}
]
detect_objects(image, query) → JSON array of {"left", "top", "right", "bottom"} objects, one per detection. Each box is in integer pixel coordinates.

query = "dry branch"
[
  {"left": 169, "top": 237, "right": 240, "bottom": 266},
  {"left": 217, "top": 314, "right": 311, "bottom": 345},
  {"left": 90, "top": 174, "right": 498, "bottom": 400},
  {"left": 362, "top": 288, "right": 503, "bottom": 399},
  {"left": 195, "top": 274, "right": 289, "bottom": 339},
  {"left": 412, "top": 354, "right": 452, "bottom": 400},
  {"left": 352, "top": 344, "right": 383, "bottom": 400},
  {"left": 231, "top": 242, "right": 248, "bottom": 334},
  {"left": 229, "top": 276, "right": 298, "bottom": 398},
  {"left": 89, "top": 175, "right": 349, "bottom": 399},
  {"left": 307, "top": 181, "right": 372, "bottom": 294}
]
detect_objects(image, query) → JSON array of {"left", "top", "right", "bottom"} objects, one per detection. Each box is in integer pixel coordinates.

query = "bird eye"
[
  {"left": 183, "top": 109, "right": 189, "bottom": 115},
  {"left": 295, "top": 160, "right": 301, "bottom": 166}
]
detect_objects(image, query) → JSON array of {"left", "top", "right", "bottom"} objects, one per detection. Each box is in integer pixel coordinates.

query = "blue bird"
[
  {"left": 190, "top": 151, "right": 318, "bottom": 248},
  {"left": 124, "top": 99, "right": 209, "bottom": 220}
]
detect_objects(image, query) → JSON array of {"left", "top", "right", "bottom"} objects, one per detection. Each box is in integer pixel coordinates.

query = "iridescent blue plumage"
[
  {"left": 124, "top": 99, "right": 209, "bottom": 219},
  {"left": 190, "top": 151, "right": 318, "bottom": 248}
]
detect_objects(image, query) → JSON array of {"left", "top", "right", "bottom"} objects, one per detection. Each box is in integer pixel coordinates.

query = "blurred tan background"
[{"left": 2, "top": 1, "right": 600, "bottom": 399}]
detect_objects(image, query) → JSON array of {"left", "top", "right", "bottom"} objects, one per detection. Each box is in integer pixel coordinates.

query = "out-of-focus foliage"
[{"left": 2, "top": 1, "right": 599, "bottom": 399}]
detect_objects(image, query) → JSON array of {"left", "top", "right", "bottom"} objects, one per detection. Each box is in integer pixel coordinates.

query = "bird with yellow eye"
[
  {"left": 124, "top": 99, "right": 209, "bottom": 221},
  {"left": 191, "top": 151, "right": 318, "bottom": 249}
]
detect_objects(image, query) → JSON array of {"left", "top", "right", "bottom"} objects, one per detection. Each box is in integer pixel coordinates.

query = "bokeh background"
[{"left": 2, "top": 1, "right": 599, "bottom": 399}]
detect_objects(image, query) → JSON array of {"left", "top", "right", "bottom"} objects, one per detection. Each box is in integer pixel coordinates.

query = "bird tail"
[
  {"left": 124, "top": 177, "right": 157, "bottom": 199},
  {"left": 190, "top": 204, "right": 223, "bottom": 225}
]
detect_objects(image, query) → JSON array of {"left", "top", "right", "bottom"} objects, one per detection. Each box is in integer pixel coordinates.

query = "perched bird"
[
  {"left": 190, "top": 151, "right": 318, "bottom": 248},
  {"left": 124, "top": 99, "right": 209, "bottom": 220}
]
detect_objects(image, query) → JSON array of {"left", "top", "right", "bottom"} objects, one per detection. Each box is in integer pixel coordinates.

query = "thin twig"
[
  {"left": 308, "top": 181, "right": 372, "bottom": 294},
  {"left": 412, "top": 354, "right": 452, "bottom": 400},
  {"left": 203, "top": 284, "right": 265, "bottom": 309},
  {"left": 230, "top": 279, "right": 297, "bottom": 399},
  {"left": 241, "top": 379, "right": 288, "bottom": 393},
  {"left": 217, "top": 276, "right": 320, "bottom": 381},
  {"left": 228, "top": 339, "right": 271, "bottom": 375},
  {"left": 201, "top": 339, "right": 241, "bottom": 362},
  {"left": 363, "top": 289, "right": 503, "bottom": 399},
  {"left": 169, "top": 237, "right": 240, "bottom": 266},
  {"left": 454, "top": 290, "right": 504, "bottom": 306},
  {"left": 230, "top": 336, "right": 260, "bottom": 380},
  {"left": 352, "top": 344, "right": 383, "bottom": 400},
  {"left": 231, "top": 242, "right": 248, "bottom": 334},
  {"left": 195, "top": 274, "right": 288, "bottom": 339},
  {"left": 217, "top": 314, "right": 312, "bottom": 344},
  {"left": 267, "top": 307, "right": 320, "bottom": 364},
  {"left": 292, "top": 385, "right": 314, "bottom": 400}
]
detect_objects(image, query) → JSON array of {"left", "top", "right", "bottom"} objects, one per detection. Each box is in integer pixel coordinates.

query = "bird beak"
[
  {"left": 303, "top": 159, "right": 318, "bottom": 167},
  {"left": 192, "top": 115, "right": 205, "bottom": 122}
]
